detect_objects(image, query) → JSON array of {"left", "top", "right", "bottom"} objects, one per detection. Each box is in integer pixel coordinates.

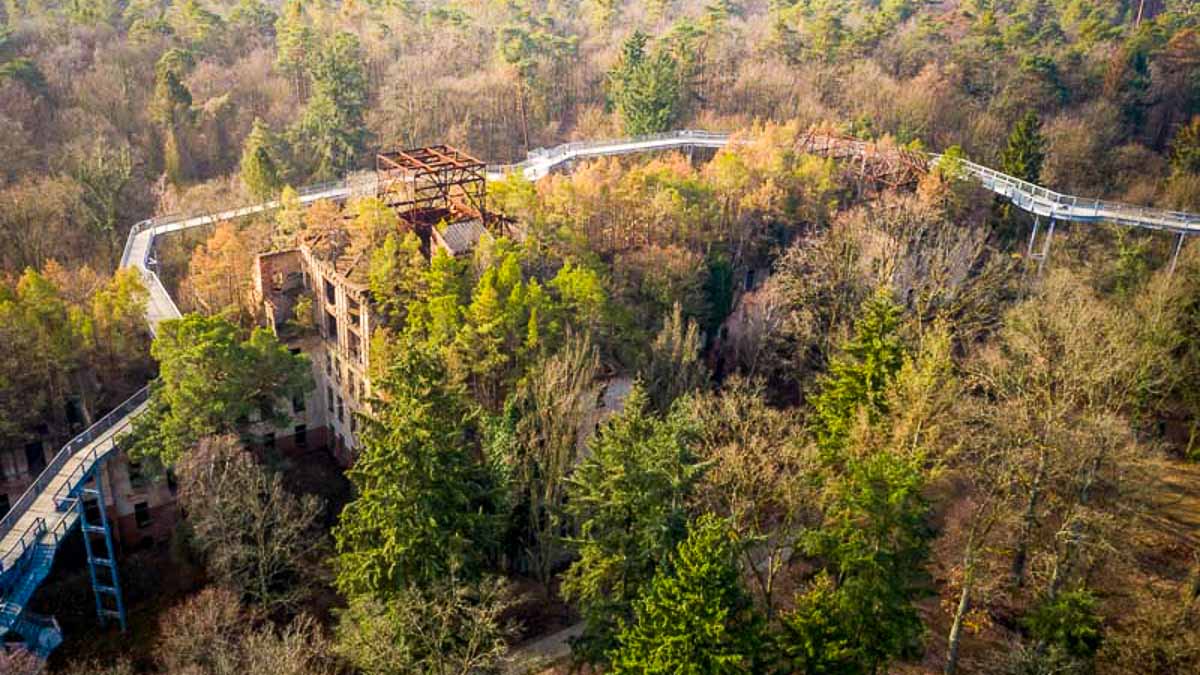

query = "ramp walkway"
[{"left": 2, "top": 129, "right": 1196, "bottom": 656}]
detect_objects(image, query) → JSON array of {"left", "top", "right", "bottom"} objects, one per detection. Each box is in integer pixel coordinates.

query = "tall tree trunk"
[
  {"left": 1013, "top": 448, "right": 1047, "bottom": 587},
  {"left": 1189, "top": 554, "right": 1200, "bottom": 600},
  {"left": 517, "top": 81, "right": 530, "bottom": 153},
  {"left": 945, "top": 566, "right": 973, "bottom": 675},
  {"left": 1048, "top": 455, "right": 1103, "bottom": 599}
]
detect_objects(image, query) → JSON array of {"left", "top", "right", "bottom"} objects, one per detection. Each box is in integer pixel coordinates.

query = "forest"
[{"left": 2, "top": 0, "right": 1200, "bottom": 674}]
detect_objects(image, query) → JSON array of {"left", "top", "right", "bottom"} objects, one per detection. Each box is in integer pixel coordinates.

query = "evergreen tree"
[
  {"left": 291, "top": 31, "right": 369, "bottom": 179},
  {"left": 550, "top": 262, "right": 607, "bottom": 334},
  {"left": 239, "top": 118, "right": 282, "bottom": 200},
  {"left": 775, "top": 573, "right": 862, "bottom": 674},
  {"left": 368, "top": 231, "right": 426, "bottom": 328},
  {"left": 151, "top": 66, "right": 193, "bottom": 124},
  {"left": 152, "top": 50, "right": 195, "bottom": 183},
  {"left": 808, "top": 289, "right": 905, "bottom": 458},
  {"left": 610, "top": 514, "right": 764, "bottom": 674},
  {"left": 562, "top": 385, "right": 705, "bottom": 663},
  {"left": 806, "top": 449, "right": 930, "bottom": 672},
  {"left": 1023, "top": 589, "right": 1104, "bottom": 661},
  {"left": 777, "top": 442, "right": 930, "bottom": 674},
  {"left": 274, "top": 0, "right": 314, "bottom": 97},
  {"left": 333, "top": 342, "right": 503, "bottom": 598},
  {"left": 1001, "top": 110, "right": 1047, "bottom": 184},
  {"left": 456, "top": 268, "right": 509, "bottom": 407},
  {"left": 607, "top": 31, "right": 682, "bottom": 135}
]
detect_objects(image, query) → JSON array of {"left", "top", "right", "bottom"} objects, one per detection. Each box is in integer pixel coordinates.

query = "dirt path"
[{"left": 501, "top": 622, "right": 582, "bottom": 675}]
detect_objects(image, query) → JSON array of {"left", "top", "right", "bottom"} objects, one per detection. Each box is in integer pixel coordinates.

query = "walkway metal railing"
[
  {"left": 0, "top": 520, "right": 47, "bottom": 575},
  {"left": 486, "top": 129, "right": 731, "bottom": 176},
  {"left": 51, "top": 396, "right": 146, "bottom": 510},
  {"left": 0, "top": 386, "right": 150, "bottom": 571},
  {"left": 935, "top": 156, "right": 1200, "bottom": 234}
]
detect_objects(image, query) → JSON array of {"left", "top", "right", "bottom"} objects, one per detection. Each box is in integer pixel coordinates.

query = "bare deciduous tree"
[
  {"left": 510, "top": 333, "right": 600, "bottom": 589},
  {"left": 335, "top": 569, "right": 518, "bottom": 675},
  {"left": 687, "top": 377, "right": 817, "bottom": 618},
  {"left": 157, "top": 587, "right": 336, "bottom": 675},
  {"left": 178, "top": 435, "right": 325, "bottom": 612}
]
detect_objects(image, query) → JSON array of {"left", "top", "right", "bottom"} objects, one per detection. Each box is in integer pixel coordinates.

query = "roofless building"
[{"left": 252, "top": 144, "right": 501, "bottom": 463}]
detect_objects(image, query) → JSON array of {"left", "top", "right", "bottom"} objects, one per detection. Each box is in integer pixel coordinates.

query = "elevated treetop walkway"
[{"left": 2, "top": 129, "right": 1197, "bottom": 656}]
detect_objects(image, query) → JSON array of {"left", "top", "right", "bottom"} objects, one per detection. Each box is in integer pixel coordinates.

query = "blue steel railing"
[{"left": 0, "top": 519, "right": 47, "bottom": 576}]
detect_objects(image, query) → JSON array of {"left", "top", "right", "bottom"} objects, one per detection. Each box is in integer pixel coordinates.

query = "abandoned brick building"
[{"left": 252, "top": 144, "right": 499, "bottom": 465}]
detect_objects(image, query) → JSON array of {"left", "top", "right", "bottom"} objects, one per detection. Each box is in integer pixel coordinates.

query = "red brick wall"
[{"left": 112, "top": 500, "right": 180, "bottom": 551}]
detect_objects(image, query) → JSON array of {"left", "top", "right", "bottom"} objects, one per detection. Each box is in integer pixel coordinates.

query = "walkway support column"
[
  {"left": 77, "top": 463, "right": 127, "bottom": 633},
  {"left": 1170, "top": 232, "right": 1187, "bottom": 277},
  {"left": 1037, "top": 219, "right": 1057, "bottom": 276}
]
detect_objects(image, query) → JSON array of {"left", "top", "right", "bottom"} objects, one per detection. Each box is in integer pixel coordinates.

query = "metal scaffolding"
[{"left": 375, "top": 144, "right": 487, "bottom": 227}]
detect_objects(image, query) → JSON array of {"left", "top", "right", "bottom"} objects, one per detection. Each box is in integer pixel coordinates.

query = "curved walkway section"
[{"left": 2, "top": 129, "right": 1197, "bottom": 656}]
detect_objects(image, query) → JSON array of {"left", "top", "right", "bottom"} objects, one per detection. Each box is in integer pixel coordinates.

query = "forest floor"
[{"left": 502, "top": 622, "right": 582, "bottom": 674}]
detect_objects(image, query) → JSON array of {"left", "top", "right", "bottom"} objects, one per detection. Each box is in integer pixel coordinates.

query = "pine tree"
[
  {"left": 291, "top": 31, "right": 369, "bottom": 178},
  {"left": 1001, "top": 110, "right": 1047, "bottom": 184},
  {"left": 562, "top": 386, "right": 705, "bottom": 663},
  {"left": 274, "top": 0, "right": 314, "bottom": 98},
  {"left": 808, "top": 289, "right": 905, "bottom": 458},
  {"left": 333, "top": 342, "right": 503, "bottom": 597},
  {"left": 239, "top": 118, "right": 282, "bottom": 200},
  {"left": 610, "top": 514, "right": 764, "bottom": 674},
  {"left": 607, "top": 31, "right": 682, "bottom": 135}
]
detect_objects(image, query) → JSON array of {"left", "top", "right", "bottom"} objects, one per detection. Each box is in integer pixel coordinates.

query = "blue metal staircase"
[{"left": 0, "top": 522, "right": 73, "bottom": 656}]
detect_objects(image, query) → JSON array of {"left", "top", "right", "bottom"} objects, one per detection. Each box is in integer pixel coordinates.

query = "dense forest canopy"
[
  {"left": 1, "top": 0, "right": 1199, "bottom": 274},
  {"left": 2, "top": 1, "right": 1200, "bottom": 675}
]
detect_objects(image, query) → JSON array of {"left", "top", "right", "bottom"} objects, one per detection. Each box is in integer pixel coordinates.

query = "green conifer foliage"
[
  {"left": 333, "top": 343, "right": 502, "bottom": 597},
  {"left": 562, "top": 385, "right": 705, "bottom": 663},
  {"left": 239, "top": 118, "right": 282, "bottom": 200},
  {"left": 808, "top": 289, "right": 905, "bottom": 457},
  {"left": 607, "top": 31, "right": 682, "bottom": 135},
  {"left": 1001, "top": 110, "right": 1047, "bottom": 184},
  {"left": 609, "top": 514, "right": 764, "bottom": 674}
]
